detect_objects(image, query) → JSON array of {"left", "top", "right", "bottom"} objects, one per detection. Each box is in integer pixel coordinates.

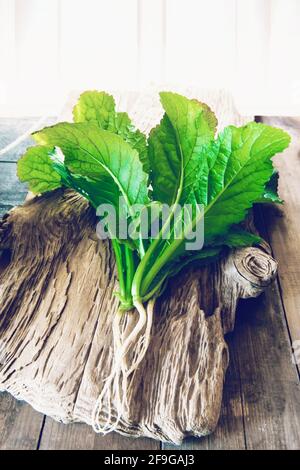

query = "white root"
[
  {"left": 92, "top": 300, "right": 155, "bottom": 434},
  {"left": 91, "top": 313, "right": 122, "bottom": 433},
  {"left": 127, "top": 299, "right": 154, "bottom": 375}
]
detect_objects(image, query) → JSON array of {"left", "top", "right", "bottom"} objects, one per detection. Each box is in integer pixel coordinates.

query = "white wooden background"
[{"left": 0, "top": 0, "right": 300, "bottom": 116}]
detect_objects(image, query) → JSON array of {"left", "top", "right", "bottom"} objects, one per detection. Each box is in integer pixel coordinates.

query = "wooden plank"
[
  {"left": 39, "top": 419, "right": 159, "bottom": 450},
  {"left": 0, "top": 162, "right": 27, "bottom": 217},
  {"left": 9, "top": 0, "right": 60, "bottom": 116},
  {"left": 137, "top": 0, "right": 166, "bottom": 86},
  {"left": 232, "top": 121, "right": 300, "bottom": 450},
  {"left": 0, "top": 0, "right": 15, "bottom": 114},
  {"left": 165, "top": 0, "right": 236, "bottom": 89},
  {"left": 60, "top": 0, "right": 138, "bottom": 91},
  {"left": 0, "top": 392, "right": 44, "bottom": 450},
  {"left": 235, "top": 281, "right": 300, "bottom": 449},
  {"left": 260, "top": 117, "right": 300, "bottom": 346}
]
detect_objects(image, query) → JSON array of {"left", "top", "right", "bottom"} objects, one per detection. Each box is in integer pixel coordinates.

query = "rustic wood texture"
[
  {"left": 0, "top": 98, "right": 299, "bottom": 449},
  {"left": 0, "top": 192, "right": 276, "bottom": 446},
  {"left": 0, "top": 188, "right": 275, "bottom": 444},
  {"left": 260, "top": 117, "right": 300, "bottom": 347},
  {"left": 39, "top": 419, "right": 158, "bottom": 451},
  {"left": 0, "top": 392, "right": 44, "bottom": 450}
]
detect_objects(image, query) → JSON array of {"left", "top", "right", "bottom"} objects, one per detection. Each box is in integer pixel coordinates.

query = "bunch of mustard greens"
[{"left": 17, "top": 91, "right": 290, "bottom": 432}]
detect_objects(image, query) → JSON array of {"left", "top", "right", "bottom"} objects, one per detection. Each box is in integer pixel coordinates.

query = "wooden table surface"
[{"left": 0, "top": 116, "right": 300, "bottom": 450}]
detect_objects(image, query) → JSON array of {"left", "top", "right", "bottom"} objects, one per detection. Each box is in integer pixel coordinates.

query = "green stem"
[
  {"left": 131, "top": 222, "right": 169, "bottom": 301},
  {"left": 131, "top": 200, "right": 182, "bottom": 301},
  {"left": 141, "top": 211, "right": 203, "bottom": 295},
  {"left": 140, "top": 272, "right": 168, "bottom": 302},
  {"left": 111, "top": 239, "right": 126, "bottom": 302},
  {"left": 124, "top": 245, "right": 135, "bottom": 299},
  {"left": 138, "top": 235, "right": 145, "bottom": 259},
  {"left": 140, "top": 251, "right": 171, "bottom": 297},
  {"left": 131, "top": 128, "right": 184, "bottom": 301}
]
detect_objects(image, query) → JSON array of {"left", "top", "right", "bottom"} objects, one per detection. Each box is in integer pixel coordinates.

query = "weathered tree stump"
[{"left": 0, "top": 90, "right": 277, "bottom": 444}]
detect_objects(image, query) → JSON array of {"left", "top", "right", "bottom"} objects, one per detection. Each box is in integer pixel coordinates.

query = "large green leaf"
[
  {"left": 17, "top": 146, "right": 62, "bottom": 193},
  {"left": 198, "top": 123, "right": 290, "bottom": 243},
  {"left": 148, "top": 92, "right": 217, "bottom": 205},
  {"left": 50, "top": 152, "right": 120, "bottom": 210},
  {"left": 32, "top": 122, "right": 149, "bottom": 215},
  {"left": 17, "top": 145, "right": 116, "bottom": 210},
  {"left": 213, "top": 226, "right": 261, "bottom": 248},
  {"left": 73, "top": 91, "right": 148, "bottom": 172},
  {"left": 73, "top": 90, "right": 115, "bottom": 127},
  {"left": 180, "top": 122, "right": 289, "bottom": 246}
]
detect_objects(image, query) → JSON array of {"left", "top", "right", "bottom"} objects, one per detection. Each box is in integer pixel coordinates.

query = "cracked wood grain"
[{"left": 0, "top": 187, "right": 277, "bottom": 444}]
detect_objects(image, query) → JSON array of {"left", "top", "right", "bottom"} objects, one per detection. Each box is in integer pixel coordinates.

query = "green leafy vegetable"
[
  {"left": 73, "top": 91, "right": 149, "bottom": 172},
  {"left": 33, "top": 122, "right": 149, "bottom": 209},
  {"left": 17, "top": 90, "right": 291, "bottom": 434},
  {"left": 149, "top": 92, "right": 217, "bottom": 205},
  {"left": 214, "top": 227, "right": 261, "bottom": 248}
]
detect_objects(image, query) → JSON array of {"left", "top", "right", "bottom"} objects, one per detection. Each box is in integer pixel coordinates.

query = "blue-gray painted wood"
[
  {"left": 0, "top": 117, "right": 56, "bottom": 162},
  {"left": 0, "top": 162, "right": 28, "bottom": 217},
  {"left": 0, "top": 117, "right": 56, "bottom": 217}
]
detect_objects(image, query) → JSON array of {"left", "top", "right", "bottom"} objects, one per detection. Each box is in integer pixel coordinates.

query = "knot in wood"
[{"left": 234, "top": 247, "right": 277, "bottom": 287}]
